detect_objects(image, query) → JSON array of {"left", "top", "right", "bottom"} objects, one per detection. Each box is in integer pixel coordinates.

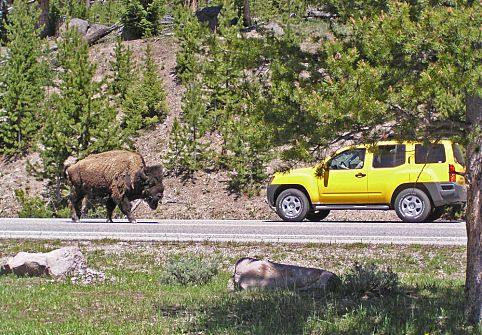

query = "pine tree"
[
  {"left": 122, "top": 42, "right": 168, "bottom": 136},
  {"left": 174, "top": 4, "right": 206, "bottom": 83},
  {"left": 110, "top": 37, "right": 135, "bottom": 100},
  {"left": 0, "top": 0, "right": 47, "bottom": 155},
  {"left": 142, "top": 43, "right": 168, "bottom": 120},
  {"left": 222, "top": 114, "right": 271, "bottom": 195},
  {"left": 121, "top": 0, "right": 165, "bottom": 38},
  {"left": 0, "top": 0, "right": 7, "bottom": 43},
  {"left": 40, "top": 27, "right": 123, "bottom": 205},
  {"left": 165, "top": 82, "right": 211, "bottom": 175}
]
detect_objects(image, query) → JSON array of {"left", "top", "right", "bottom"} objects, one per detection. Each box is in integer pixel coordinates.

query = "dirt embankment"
[{"left": 0, "top": 37, "right": 397, "bottom": 222}]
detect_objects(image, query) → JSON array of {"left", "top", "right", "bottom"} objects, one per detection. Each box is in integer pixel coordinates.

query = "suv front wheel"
[
  {"left": 276, "top": 189, "right": 309, "bottom": 222},
  {"left": 394, "top": 188, "right": 432, "bottom": 223}
]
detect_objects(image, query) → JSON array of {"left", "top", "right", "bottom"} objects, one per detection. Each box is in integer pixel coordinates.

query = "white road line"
[{"left": 0, "top": 231, "right": 467, "bottom": 245}]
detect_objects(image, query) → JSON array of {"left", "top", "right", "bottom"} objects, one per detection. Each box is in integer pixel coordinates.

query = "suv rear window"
[
  {"left": 452, "top": 144, "right": 465, "bottom": 166},
  {"left": 373, "top": 145, "right": 406, "bottom": 168},
  {"left": 415, "top": 144, "right": 446, "bottom": 164}
]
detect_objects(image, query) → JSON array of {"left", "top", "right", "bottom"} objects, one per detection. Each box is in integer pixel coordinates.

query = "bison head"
[{"left": 139, "top": 165, "right": 164, "bottom": 209}]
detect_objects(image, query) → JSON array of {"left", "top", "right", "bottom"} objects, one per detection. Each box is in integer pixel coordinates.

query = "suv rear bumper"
[{"left": 424, "top": 182, "right": 467, "bottom": 207}]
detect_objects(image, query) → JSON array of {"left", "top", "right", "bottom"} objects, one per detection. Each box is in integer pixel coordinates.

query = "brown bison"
[{"left": 65, "top": 150, "right": 164, "bottom": 224}]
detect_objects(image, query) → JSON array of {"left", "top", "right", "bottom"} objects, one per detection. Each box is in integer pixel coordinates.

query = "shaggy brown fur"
[{"left": 65, "top": 150, "right": 164, "bottom": 223}]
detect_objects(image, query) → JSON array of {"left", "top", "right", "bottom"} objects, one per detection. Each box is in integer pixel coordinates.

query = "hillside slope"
[{"left": 0, "top": 37, "right": 397, "bottom": 222}]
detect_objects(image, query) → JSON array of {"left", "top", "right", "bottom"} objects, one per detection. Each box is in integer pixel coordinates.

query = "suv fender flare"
[
  {"left": 267, "top": 184, "right": 312, "bottom": 209},
  {"left": 390, "top": 184, "right": 433, "bottom": 209}
]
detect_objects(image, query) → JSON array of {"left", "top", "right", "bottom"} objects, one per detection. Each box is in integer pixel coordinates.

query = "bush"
[
  {"left": 159, "top": 255, "right": 219, "bottom": 286},
  {"left": 121, "top": 0, "right": 165, "bottom": 38},
  {"left": 15, "top": 189, "right": 69, "bottom": 218},
  {"left": 342, "top": 262, "right": 399, "bottom": 297}
]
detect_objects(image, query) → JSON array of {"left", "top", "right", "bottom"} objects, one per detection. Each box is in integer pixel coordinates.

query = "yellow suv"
[{"left": 267, "top": 140, "right": 466, "bottom": 222}]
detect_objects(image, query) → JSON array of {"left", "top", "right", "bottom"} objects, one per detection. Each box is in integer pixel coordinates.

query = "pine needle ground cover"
[{"left": 0, "top": 240, "right": 479, "bottom": 335}]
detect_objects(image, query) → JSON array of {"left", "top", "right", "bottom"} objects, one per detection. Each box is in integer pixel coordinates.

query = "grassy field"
[{"left": 0, "top": 239, "right": 480, "bottom": 335}]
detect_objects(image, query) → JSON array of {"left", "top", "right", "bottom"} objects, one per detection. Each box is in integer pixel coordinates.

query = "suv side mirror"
[{"left": 315, "top": 162, "right": 329, "bottom": 178}]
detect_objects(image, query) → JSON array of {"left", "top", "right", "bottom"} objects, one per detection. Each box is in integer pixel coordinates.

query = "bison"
[{"left": 65, "top": 150, "right": 164, "bottom": 224}]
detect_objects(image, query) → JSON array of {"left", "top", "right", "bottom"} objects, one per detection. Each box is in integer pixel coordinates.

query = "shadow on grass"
[{"left": 158, "top": 284, "right": 481, "bottom": 335}]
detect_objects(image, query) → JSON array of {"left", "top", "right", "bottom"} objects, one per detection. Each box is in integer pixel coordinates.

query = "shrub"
[
  {"left": 15, "top": 189, "right": 69, "bottom": 218},
  {"left": 342, "top": 262, "right": 399, "bottom": 297},
  {"left": 121, "top": 0, "right": 165, "bottom": 38},
  {"left": 159, "top": 255, "right": 219, "bottom": 286}
]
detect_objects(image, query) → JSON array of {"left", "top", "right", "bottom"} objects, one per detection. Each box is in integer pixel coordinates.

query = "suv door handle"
[{"left": 355, "top": 173, "right": 366, "bottom": 178}]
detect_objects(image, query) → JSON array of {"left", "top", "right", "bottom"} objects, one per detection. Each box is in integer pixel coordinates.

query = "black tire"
[
  {"left": 394, "top": 188, "right": 432, "bottom": 223},
  {"left": 306, "top": 210, "right": 330, "bottom": 222},
  {"left": 275, "top": 189, "right": 309, "bottom": 222},
  {"left": 424, "top": 206, "right": 445, "bottom": 222}
]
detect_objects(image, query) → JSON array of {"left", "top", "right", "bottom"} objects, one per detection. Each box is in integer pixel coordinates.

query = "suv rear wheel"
[
  {"left": 276, "top": 189, "right": 309, "bottom": 222},
  {"left": 394, "top": 188, "right": 432, "bottom": 223}
]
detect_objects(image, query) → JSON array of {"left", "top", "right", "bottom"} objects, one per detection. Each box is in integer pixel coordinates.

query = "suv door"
[
  {"left": 319, "top": 148, "right": 369, "bottom": 204},
  {"left": 368, "top": 144, "right": 408, "bottom": 204}
]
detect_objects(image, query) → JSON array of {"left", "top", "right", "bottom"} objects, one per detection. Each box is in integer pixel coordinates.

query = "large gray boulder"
[
  {"left": 58, "top": 18, "right": 117, "bottom": 45},
  {"left": 232, "top": 257, "right": 339, "bottom": 291},
  {"left": 1, "top": 246, "right": 86, "bottom": 278}
]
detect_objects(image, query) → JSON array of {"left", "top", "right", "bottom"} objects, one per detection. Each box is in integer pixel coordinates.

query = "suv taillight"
[{"left": 449, "top": 164, "right": 456, "bottom": 182}]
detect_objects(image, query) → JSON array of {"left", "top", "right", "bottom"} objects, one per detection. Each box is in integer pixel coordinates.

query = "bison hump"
[{"left": 67, "top": 150, "right": 145, "bottom": 190}]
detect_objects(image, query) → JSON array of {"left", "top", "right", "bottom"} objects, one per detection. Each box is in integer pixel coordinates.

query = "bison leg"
[
  {"left": 106, "top": 197, "right": 116, "bottom": 223},
  {"left": 69, "top": 189, "right": 84, "bottom": 223},
  {"left": 118, "top": 196, "right": 137, "bottom": 224}
]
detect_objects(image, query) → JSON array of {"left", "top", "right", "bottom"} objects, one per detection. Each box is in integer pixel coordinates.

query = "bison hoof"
[
  {"left": 72, "top": 219, "right": 80, "bottom": 223},
  {"left": 130, "top": 220, "right": 137, "bottom": 224}
]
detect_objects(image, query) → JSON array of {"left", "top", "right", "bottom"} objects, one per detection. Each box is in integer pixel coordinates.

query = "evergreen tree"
[
  {"left": 122, "top": 42, "right": 168, "bottom": 136},
  {"left": 40, "top": 27, "right": 123, "bottom": 205},
  {"left": 121, "top": 0, "right": 165, "bottom": 38},
  {"left": 293, "top": 2, "right": 481, "bottom": 323},
  {"left": 165, "top": 82, "right": 211, "bottom": 175},
  {"left": 174, "top": 4, "right": 206, "bottom": 83},
  {"left": 0, "top": 0, "right": 47, "bottom": 155},
  {"left": 0, "top": 0, "right": 7, "bottom": 43},
  {"left": 110, "top": 37, "right": 135, "bottom": 100},
  {"left": 222, "top": 113, "right": 271, "bottom": 194}
]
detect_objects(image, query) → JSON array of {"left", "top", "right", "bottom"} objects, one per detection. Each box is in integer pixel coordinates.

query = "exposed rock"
[
  {"left": 231, "top": 257, "right": 340, "bottom": 291},
  {"left": 58, "top": 18, "right": 117, "bottom": 45},
  {"left": 1, "top": 246, "right": 86, "bottom": 278},
  {"left": 306, "top": 8, "right": 337, "bottom": 20},
  {"left": 60, "top": 18, "right": 90, "bottom": 36},
  {"left": 196, "top": 5, "right": 222, "bottom": 31},
  {"left": 260, "top": 22, "right": 284, "bottom": 37}
]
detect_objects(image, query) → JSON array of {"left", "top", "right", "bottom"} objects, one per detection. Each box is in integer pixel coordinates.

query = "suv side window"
[
  {"left": 329, "top": 149, "right": 366, "bottom": 170},
  {"left": 415, "top": 144, "right": 446, "bottom": 164},
  {"left": 373, "top": 145, "right": 406, "bottom": 168}
]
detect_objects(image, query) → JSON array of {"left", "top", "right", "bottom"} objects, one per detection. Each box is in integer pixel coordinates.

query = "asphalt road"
[{"left": 0, "top": 218, "right": 467, "bottom": 245}]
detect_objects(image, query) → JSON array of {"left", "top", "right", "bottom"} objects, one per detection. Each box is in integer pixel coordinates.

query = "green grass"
[{"left": 0, "top": 240, "right": 480, "bottom": 334}]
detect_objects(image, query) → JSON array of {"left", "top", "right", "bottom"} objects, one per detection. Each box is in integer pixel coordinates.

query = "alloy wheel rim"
[
  {"left": 400, "top": 194, "right": 424, "bottom": 218},
  {"left": 281, "top": 195, "right": 303, "bottom": 218}
]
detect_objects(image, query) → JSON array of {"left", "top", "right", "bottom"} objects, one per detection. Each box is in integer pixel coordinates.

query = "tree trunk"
[
  {"left": 243, "top": 0, "right": 252, "bottom": 27},
  {"left": 185, "top": 0, "right": 198, "bottom": 11},
  {"left": 464, "top": 94, "right": 482, "bottom": 324}
]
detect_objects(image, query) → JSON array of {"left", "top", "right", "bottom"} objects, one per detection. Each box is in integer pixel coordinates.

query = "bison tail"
[
  {"left": 63, "top": 164, "right": 71, "bottom": 182},
  {"left": 63, "top": 156, "right": 78, "bottom": 183}
]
